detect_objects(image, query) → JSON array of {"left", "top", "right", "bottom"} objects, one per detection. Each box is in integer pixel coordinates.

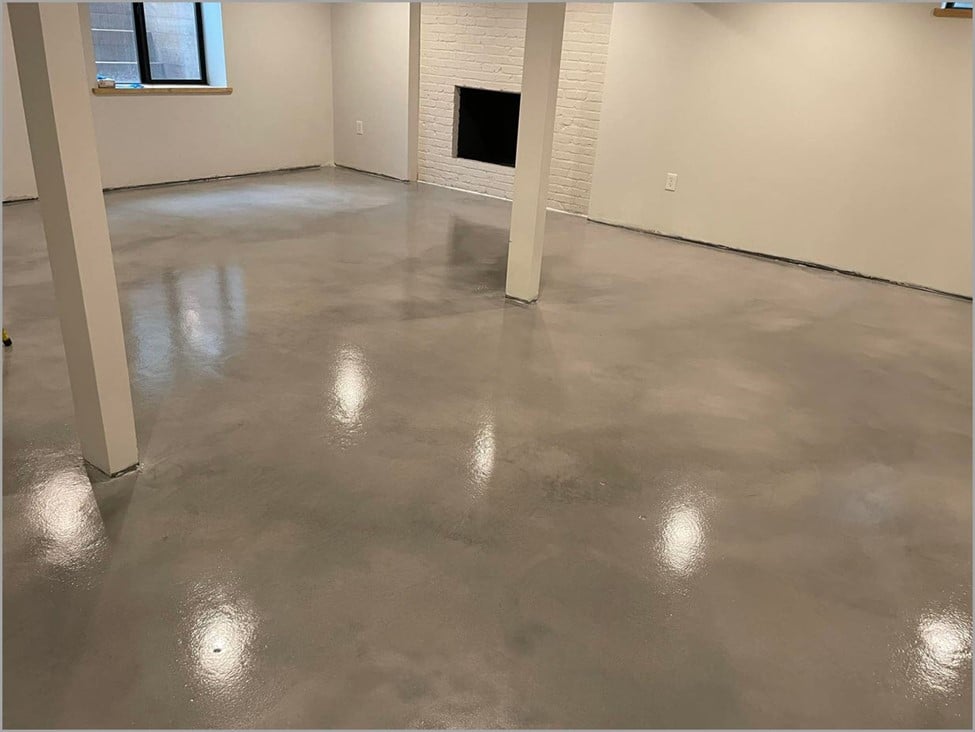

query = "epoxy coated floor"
[{"left": 3, "top": 167, "right": 972, "bottom": 728}]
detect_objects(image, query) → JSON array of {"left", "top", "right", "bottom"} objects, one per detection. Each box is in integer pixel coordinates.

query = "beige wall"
[
  {"left": 3, "top": 6, "right": 37, "bottom": 200},
  {"left": 331, "top": 2, "right": 414, "bottom": 181},
  {"left": 3, "top": 3, "right": 333, "bottom": 199},
  {"left": 590, "top": 3, "right": 972, "bottom": 296}
]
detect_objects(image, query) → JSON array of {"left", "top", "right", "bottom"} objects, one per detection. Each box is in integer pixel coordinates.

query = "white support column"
[
  {"left": 505, "top": 2, "right": 565, "bottom": 303},
  {"left": 9, "top": 3, "right": 138, "bottom": 476}
]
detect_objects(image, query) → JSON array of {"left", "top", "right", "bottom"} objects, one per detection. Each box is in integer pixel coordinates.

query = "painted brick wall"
[{"left": 418, "top": 3, "right": 612, "bottom": 215}]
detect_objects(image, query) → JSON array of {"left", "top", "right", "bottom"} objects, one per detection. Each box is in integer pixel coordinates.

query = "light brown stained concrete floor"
[{"left": 2, "top": 166, "right": 972, "bottom": 728}]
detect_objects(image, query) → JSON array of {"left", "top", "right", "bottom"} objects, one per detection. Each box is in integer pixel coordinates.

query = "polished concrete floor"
[{"left": 3, "top": 167, "right": 972, "bottom": 728}]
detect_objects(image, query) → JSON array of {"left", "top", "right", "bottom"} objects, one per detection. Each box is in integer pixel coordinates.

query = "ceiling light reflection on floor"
[
  {"left": 184, "top": 586, "right": 258, "bottom": 696},
  {"left": 658, "top": 503, "right": 707, "bottom": 576},
  {"left": 27, "top": 469, "right": 107, "bottom": 570},
  {"left": 327, "top": 344, "right": 370, "bottom": 447},
  {"left": 469, "top": 412, "right": 496, "bottom": 494},
  {"left": 914, "top": 609, "right": 972, "bottom": 695}
]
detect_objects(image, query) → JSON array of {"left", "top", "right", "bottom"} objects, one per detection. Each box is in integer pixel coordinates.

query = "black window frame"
[
  {"left": 943, "top": 2, "right": 973, "bottom": 8},
  {"left": 130, "top": 2, "right": 208, "bottom": 85}
]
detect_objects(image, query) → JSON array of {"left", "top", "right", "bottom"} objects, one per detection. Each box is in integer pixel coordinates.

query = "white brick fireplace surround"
[{"left": 418, "top": 3, "right": 612, "bottom": 215}]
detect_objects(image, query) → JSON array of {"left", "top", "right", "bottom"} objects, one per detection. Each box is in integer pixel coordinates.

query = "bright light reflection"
[
  {"left": 130, "top": 266, "right": 247, "bottom": 384},
  {"left": 187, "top": 587, "right": 257, "bottom": 693},
  {"left": 328, "top": 345, "right": 369, "bottom": 447},
  {"left": 469, "top": 413, "right": 495, "bottom": 493},
  {"left": 914, "top": 610, "right": 971, "bottom": 695},
  {"left": 659, "top": 503, "right": 706, "bottom": 576},
  {"left": 28, "top": 469, "right": 106, "bottom": 569},
  {"left": 179, "top": 299, "right": 222, "bottom": 362}
]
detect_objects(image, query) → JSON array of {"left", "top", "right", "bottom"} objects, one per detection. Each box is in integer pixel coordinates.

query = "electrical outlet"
[
  {"left": 665, "top": 173, "right": 678, "bottom": 192},
  {"left": 356, "top": 120, "right": 364, "bottom": 135}
]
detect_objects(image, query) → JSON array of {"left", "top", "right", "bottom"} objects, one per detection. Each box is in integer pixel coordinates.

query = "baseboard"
[
  {"left": 587, "top": 216, "right": 971, "bottom": 302},
  {"left": 333, "top": 163, "right": 411, "bottom": 183},
  {"left": 2, "top": 164, "right": 328, "bottom": 204},
  {"left": 101, "top": 164, "right": 325, "bottom": 193}
]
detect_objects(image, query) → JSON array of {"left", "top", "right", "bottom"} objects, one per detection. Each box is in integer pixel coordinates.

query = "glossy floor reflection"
[{"left": 3, "top": 167, "right": 971, "bottom": 728}]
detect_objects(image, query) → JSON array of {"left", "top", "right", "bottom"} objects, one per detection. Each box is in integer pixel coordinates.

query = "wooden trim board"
[{"left": 92, "top": 86, "right": 232, "bottom": 96}]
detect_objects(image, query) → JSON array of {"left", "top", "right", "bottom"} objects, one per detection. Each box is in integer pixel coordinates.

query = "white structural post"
[
  {"left": 505, "top": 2, "right": 565, "bottom": 303},
  {"left": 9, "top": 3, "right": 139, "bottom": 476}
]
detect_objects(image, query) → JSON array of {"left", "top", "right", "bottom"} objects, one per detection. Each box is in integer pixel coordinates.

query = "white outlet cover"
[
  {"left": 356, "top": 120, "right": 364, "bottom": 135},
  {"left": 665, "top": 173, "right": 678, "bottom": 192}
]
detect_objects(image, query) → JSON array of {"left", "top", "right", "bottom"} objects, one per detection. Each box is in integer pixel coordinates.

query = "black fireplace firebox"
[{"left": 455, "top": 87, "right": 520, "bottom": 168}]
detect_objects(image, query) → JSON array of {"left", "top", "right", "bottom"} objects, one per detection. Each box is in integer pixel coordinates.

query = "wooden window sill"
[
  {"left": 933, "top": 8, "right": 972, "bottom": 17},
  {"left": 91, "top": 86, "right": 233, "bottom": 96}
]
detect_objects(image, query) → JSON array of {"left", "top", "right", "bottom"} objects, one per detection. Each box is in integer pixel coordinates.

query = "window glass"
[
  {"left": 90, "top": 3, "right": 140, "bottom": 83},
  {"left": 143, "top": 3, "right": 203, "bottom": 82}
]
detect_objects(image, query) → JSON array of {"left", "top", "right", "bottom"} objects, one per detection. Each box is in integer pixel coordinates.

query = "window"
[
  {"left": 90, "top": 3, "right": 207, "bottom": 85},
  {"left": 934, "top": 2, "right": 973, "bottom": 16}
]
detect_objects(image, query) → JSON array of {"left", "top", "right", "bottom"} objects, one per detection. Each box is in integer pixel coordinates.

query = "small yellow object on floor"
[{"left": 3, "top": 328, "right": 12, "bottom": 347}]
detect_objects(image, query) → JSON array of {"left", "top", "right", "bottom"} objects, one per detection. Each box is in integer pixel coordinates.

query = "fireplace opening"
[{"left": 455, "top": 87, "right": 520, "bottom": 168}]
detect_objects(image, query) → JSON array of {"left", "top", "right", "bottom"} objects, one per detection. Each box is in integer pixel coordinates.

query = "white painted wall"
[
  {"left": 3, "top": 3, "right": 333, "bottom": 199},
  {"left": 3, "top": 7, "right": 36, "bottom": 200},
  {"left": 418, "top": 3, "right": 612, "bottom": 214},
  {"left": 590, "top": 3, "right": 972, "bottom": 296},
  {"left": 331, "top": 2, "right": 414, "bottom": 181}
]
